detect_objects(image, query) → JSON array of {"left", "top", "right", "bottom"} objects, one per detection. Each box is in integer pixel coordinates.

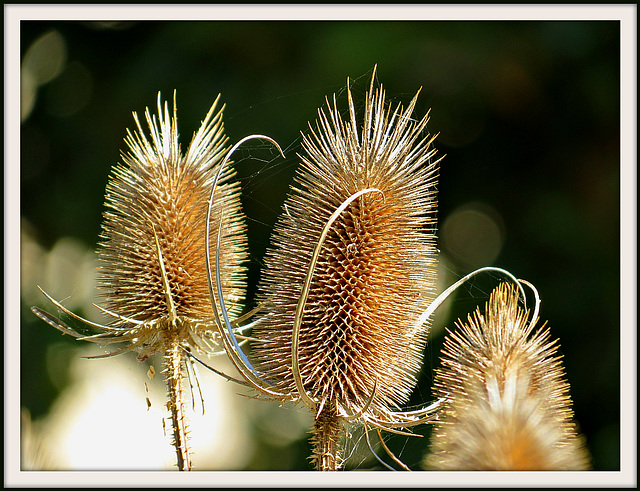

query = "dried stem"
[
  {"left": 165, "top": 341, "right": 192, "bottom": 471},
  {"left": 311, "top": 403, "right": 343, "bottom": 471}
]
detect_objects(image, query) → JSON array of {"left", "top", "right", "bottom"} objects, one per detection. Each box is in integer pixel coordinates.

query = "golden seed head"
[
  {"left": 252, "top": 73, "right": 440, "bottom": 418},
  {"left": 97, "top": 92, "right": 247, "bottom": 355},
  {"left": 424, "top": 282, "right": 591, "bottom": 470}
]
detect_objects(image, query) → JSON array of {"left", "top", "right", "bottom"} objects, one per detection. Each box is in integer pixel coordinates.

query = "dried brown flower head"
[
  {"left": 213, "top": 69, "right": 441, "bottom": 470},
  {"left": 95, "top": 93, "right": 247, "bottom": 354},
  {"left": 32, "top": 92, "right": 248, "bottom": 470},
  {"left": 424, "top": 282, "right": 591, "bottom": 470}
]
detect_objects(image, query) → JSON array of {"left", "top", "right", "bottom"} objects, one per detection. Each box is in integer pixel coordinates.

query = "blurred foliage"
[{"left": 20, "top": 20, "right": 620, "bottom": 471}]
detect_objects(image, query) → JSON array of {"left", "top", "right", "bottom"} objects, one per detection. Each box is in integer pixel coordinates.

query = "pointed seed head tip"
[{"left": 424, "top": 282, "right": 591, "bottom": 471}]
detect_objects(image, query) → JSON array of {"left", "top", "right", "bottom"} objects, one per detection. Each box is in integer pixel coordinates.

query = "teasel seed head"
[
  {"left": 251, "top": 69, "right": 441, "bottom": 469},
  {"left": 424, "top": 282, "right": 591, "bottom": 470},
  {"left": 32, "top": 91, "right": 248, "bottom": 471},
  {"left": 96, "top": 91, "right": 248, "bottom": 357}
]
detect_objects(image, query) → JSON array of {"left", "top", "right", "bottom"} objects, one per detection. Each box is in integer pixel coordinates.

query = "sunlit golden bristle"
[
  {"left": 97, "top": 92, "right": 247, "bottom": 354},
  {"left": 424, "top": 282, "right": 591, "bottom": 470},
  {"left": 252, "top": 71, "right": 440, "bottom": 429}
]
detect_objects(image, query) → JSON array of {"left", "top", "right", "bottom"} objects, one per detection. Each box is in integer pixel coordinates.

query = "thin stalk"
[
  {"left": 311, "top": 404, "right": 342, "bottom": 471},
  {"left": 165, "top": 342, "right": 192, "bottom": 471}
]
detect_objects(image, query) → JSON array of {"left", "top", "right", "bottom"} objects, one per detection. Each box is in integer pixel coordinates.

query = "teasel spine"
[
  {"left": 250, "top": 68, "right": 441, "bottom": 470},
  {"left": 424, "top": 282, "right": 591, "bottom": 470}
]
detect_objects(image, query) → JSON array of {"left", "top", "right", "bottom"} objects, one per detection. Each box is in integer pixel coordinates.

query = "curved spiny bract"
[
  {"left": 97, "top": 92, "right": 248, "bottom": 357},
  {"left": 424, "top": 282, "right": 591, "bottom": 471},
  {"left": 253, "top": 71, "right": 440, "bottom": 469}
]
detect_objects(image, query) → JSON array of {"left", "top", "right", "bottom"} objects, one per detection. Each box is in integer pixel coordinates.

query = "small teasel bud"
[
  {"left": 250, "top": 68, "right": 441, "bottom": 470},
  {"left": 32, "top": 92, "right": 248, "bottom": 470},
  {"left": 424, "top": 282, "right": 591, "bottom": 470}
]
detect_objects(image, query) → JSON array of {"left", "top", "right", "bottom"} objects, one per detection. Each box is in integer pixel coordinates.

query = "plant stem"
[
  {"left": 165, "top": 342, "right": 192, "bottom": 471},
  {"left": 311, "top": 404, "right": 342, "bottom": 471}
]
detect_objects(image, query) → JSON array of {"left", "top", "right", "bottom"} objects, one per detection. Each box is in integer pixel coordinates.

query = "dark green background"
[{"left": 20, "top": 21, "right": 620, "bottom": 470}]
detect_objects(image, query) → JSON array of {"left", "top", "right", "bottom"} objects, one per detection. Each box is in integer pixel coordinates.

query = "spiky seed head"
[
  {"left": 97, "top": 92, "right": 247, "bottom": 356},
  {"left": 253, "top": 73, "right": 440, "bottom": 420},
  {"left": 424, "top": 282, "right": 591, "bottom": 470}
]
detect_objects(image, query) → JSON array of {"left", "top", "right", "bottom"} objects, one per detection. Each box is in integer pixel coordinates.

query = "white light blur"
[{"left": 34, "top": 346, "right": 255, "bottom": 470}]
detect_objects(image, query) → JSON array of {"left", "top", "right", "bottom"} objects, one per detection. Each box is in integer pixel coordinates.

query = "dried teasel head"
[
  {"left": 32, "top": 92, "right": 248, "bottom": 470},
  {"left": 96, "top": 92, "right": 248, "bottom": 355},
  {"left": 424, "top": 282, "right": 591, "bottom": 470},
  {"left": 34, "top": 92, "right": 247, "bottom": 359},
  {"left": 243, "top": 69, "right": 441, "bottom": 469}
]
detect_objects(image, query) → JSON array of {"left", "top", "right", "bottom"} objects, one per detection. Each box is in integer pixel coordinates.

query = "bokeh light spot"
[
  {"left": 441, "top": 202, "right": 505, "bottom": 269},
  {"left": 21, "top": 29, "right": 67, "bottom": 121},
  {"left": 22, "top": 29, "right": 67, "bottom": 86}
]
